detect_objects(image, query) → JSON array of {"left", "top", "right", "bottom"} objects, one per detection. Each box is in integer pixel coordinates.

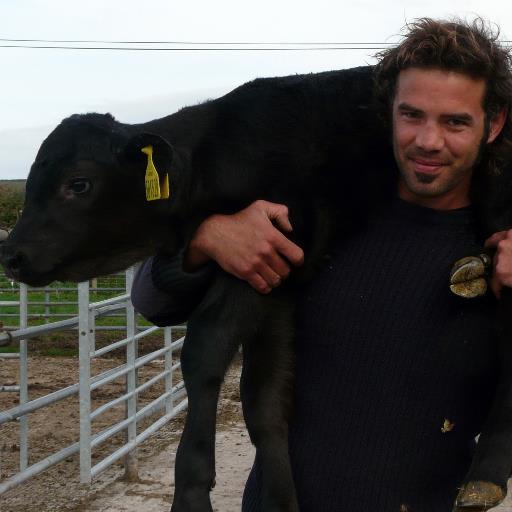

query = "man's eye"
[
  {"left": 448, "top": 119, "right": 468, "bottom": 127},
  {"left": 401, "top": 111, "right": 420, "bottom": 119},
  {"left": 68, "top": 178, "right": 92, "bottom": 195}
]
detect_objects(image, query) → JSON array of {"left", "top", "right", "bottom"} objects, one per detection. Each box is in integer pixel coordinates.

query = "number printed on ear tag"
[{"left": 142, "top": 145, "right": 161, "bottom": 201}]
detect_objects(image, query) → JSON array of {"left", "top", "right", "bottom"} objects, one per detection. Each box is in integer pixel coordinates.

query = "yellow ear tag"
[
  {"left": 161, "top": 173, "right": 170, "bottom": 199},
  {"left": 141, "top": 145, "right": 161, "bottom": 201}
]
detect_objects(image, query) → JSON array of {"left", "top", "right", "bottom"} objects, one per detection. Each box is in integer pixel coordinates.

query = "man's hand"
[
  {"left": 484, "top": 229, "right": 512, "bottom": 298},
  {"left": 184, "top": 200, "right": 305, "bottom": 294}
]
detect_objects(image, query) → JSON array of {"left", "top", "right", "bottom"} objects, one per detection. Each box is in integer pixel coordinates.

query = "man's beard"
[
  {"left": 415, "top": 172, "right": 437, "bottom": 184},
  {"left": 403, "top": 130, "right": 489, "bottom": 196}
]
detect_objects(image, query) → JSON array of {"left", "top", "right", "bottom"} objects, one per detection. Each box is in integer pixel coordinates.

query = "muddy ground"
[{"left": 0, "top": 340, "right": 251, "bottom": 512}]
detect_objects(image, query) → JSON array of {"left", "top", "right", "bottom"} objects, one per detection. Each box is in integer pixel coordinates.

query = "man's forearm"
[
  {"left": 183, "top": 200, "right": 304, "bottom": 293},
  {"left": 485, "top": 229, "right": 512, "bottom": 298}
]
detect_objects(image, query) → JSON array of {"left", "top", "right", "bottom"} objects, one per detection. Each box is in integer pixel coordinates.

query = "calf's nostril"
[
  {"left": 7, "top": 252, "right": 26, "bottom": 271},
  {"left": 0, "top": 248, "right": 26, "bottom": 272}
]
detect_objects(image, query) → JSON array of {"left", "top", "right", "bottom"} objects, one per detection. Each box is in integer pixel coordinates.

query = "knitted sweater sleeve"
[{"left": 131, "top": 252, "right": 214, "bottom": 326}]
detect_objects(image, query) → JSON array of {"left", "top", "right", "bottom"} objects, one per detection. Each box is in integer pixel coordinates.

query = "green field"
[
  {"left": 0, "top": 180, "right": 25, "bottom": 228},
  {"left": 0, "top": 272, "right": 152, "bottom": 330},
  {"left": 0, "top": 179, "right": 26, "bottom": 192}
]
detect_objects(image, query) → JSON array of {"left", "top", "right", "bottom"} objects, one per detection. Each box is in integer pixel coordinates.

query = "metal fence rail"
[
  {"left": 0, "top": 271, "right": 137, "bottom": 330},
  {"left": 0, "top": 267, "right": 188, "bottom": 495}
]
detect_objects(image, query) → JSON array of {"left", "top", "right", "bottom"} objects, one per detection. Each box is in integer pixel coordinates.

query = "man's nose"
[{"left": 416, "top": 122, "right": 444, "bottom": 152}]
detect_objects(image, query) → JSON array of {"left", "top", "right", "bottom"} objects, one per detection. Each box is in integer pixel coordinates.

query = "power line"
[
  {"left": 0, "top": 38, "right": 509, "bottom": 51},
  {"left": 0, "top": 38, "right": 396, "bottom": 45},
  {"left": 1, "top": 37, "right": 511, "bottom": 45},
  {"left": 0, "top": 44, "right": 387, "bottom": 51}
]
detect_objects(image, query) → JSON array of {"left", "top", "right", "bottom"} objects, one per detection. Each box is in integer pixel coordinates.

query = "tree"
[{"left": 0, "top": 185, "right": 24, "bottom": 228}]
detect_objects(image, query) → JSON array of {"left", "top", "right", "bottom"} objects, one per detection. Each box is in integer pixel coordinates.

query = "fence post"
[
  {"left": 124, "top": 267, "right": 138, "bottom": 481},
  {"left": 164, "top": 327, "right": 173, "bottom": 414},
  {"left": 78, "top": 281, "right": 92, "bottom": 484},
  {"left": 19, "top": 283, "right": 28, "bottom": 471},
  {"left": 89, "top": 279, "right": 96, "bottom": 352},
  {"left": 44, "top": 289, "right": 50, "bottom": 323}
]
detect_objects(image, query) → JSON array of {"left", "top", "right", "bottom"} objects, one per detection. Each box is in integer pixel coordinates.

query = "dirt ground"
[
  {"left": 1, "top": 349, "right": 512, "bottom": 512},
  {"left": 78, "top": 423, "right": 254, "bottom": 512},
  {"left": 0, "top": 348, "right": 251, "bottom": 512}
]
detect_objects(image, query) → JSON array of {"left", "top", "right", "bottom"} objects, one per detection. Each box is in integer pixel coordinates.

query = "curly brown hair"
[{"left": 374, "top": 17, "right": 512, "bottom": 176}]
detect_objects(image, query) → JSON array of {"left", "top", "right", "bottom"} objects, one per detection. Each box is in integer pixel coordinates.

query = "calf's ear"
[
  {"left": 118, "top": 133, "right": 174, "bottom": 201},
  {"left": 119, "top": 132, "right": 174, "bottom": 171}
]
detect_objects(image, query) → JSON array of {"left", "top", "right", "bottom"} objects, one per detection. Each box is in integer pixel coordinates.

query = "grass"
[
  {"left": 0, "top": 346, "right": 79, "bottom": 356},
  {"left": 0, "top": 345, "right": 19, "bottom": 353},
  {"left": 0, "top": 273, "right": 152, "bottom": 330},
  {"left": 0, "top": 271, "right": 169, "bottom": 358},
  {"left": 0, "top": 179, "right": 26, "bottom": 193},
  {"left": 38, "top": 347, "right": 79, "bottom": 357}
]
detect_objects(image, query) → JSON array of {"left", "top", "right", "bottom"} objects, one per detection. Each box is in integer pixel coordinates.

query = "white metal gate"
[{"left": 0, "top": 267, "right": 188, "bottom": 494}]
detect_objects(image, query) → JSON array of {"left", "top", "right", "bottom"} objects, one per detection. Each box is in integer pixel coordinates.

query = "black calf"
[{"left": 1, "top": 65, "right": 511, "bottom": 511}]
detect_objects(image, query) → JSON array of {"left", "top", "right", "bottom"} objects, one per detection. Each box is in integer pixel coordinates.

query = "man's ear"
[{"left": 487, "top": 108, "right": 508, "bottom": 144}]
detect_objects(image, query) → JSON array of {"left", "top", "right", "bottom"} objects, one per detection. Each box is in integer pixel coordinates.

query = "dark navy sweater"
[{"left": 131, "top": 198, "right": 498, "bottom": 512}]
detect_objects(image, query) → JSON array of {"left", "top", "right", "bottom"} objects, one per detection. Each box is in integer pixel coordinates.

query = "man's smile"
[{"left": 409, "top": 157, "right": 448, "bottom": 174}]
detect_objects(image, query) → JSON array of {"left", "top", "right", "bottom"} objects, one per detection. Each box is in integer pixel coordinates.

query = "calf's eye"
[{"left": 68, "top": 178, "right": 92, "bottom": 195}]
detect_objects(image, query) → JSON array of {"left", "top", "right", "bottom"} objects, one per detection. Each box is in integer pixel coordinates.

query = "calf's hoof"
[
  {"left": 170, "top": 501, "right": 213, "bottom": 512},
  {"left": 260, "top": 498, "right": 299, "bottom": 512},
  {"left": 453, "top": 481, "right": 506, "bottom": 511},
  {"left": 261, "top": 506, "right": 299, "bottom": 512},
  {"left": 170, "top": 488, "right": 214, "bottom": 512},
  {"left": 450, "top": 255, "right": 491, "bottom": 299}
]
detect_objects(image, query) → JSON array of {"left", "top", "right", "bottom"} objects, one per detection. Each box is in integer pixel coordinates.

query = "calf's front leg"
[
  {"left": 171, "top": 272, "right": 297, "bottom": 512},
  {"left": 454, "top": 288, "right": 512, "bottom": 511},
  {"left": 171, "top": 273, "right": 246, "bottom": 512}
]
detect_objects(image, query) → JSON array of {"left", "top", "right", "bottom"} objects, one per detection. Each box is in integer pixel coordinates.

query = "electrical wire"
[
  {"left": 0, "top": 38, "right": 509, "bottom": 51},
  {"left": 0, "top": 44, "right": 386, "bottom": 51},
  {"left": 0, "top": 38, "right": 396, "bottom": 45}
]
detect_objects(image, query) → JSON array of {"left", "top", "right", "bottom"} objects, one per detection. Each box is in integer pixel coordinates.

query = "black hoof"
[
  {"left": 453, "top": 481, "right": 506, "bottom": 511},
  {"left": 262, "top": 506, "right": 299, "bottom": 512},
  {"left": 260, "top": 498, "right": 299, "bottom": 512},
  {"left": 171, "top": 487, "right": 214, "bottom": 512}
]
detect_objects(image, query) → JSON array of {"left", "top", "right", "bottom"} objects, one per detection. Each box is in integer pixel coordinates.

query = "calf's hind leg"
[{"left": 241, "top": 295, "right": 299, "bottom": 512}]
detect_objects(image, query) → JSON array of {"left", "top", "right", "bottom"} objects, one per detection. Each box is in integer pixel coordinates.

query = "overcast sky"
[{"left": 1, "top": 0, "right": 511, "bottom": 179}]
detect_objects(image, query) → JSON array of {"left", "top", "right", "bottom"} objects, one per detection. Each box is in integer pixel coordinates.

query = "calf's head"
[{"left": 0, "top": 113, "right": 181, "bottom": 286}]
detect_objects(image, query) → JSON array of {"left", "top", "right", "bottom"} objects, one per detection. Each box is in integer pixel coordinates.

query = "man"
[{"left": 132, "top": 18, "right": 512, "bottom": 511}]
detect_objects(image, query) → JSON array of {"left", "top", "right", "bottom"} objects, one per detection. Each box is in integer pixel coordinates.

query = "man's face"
[{"left": 392, "top": 67, "right": 504, "bottom": 209}]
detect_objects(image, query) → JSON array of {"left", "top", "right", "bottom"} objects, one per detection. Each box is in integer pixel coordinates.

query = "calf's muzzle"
[{"left": 0, "top": 242, "right": 30, "bottom": 281}]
